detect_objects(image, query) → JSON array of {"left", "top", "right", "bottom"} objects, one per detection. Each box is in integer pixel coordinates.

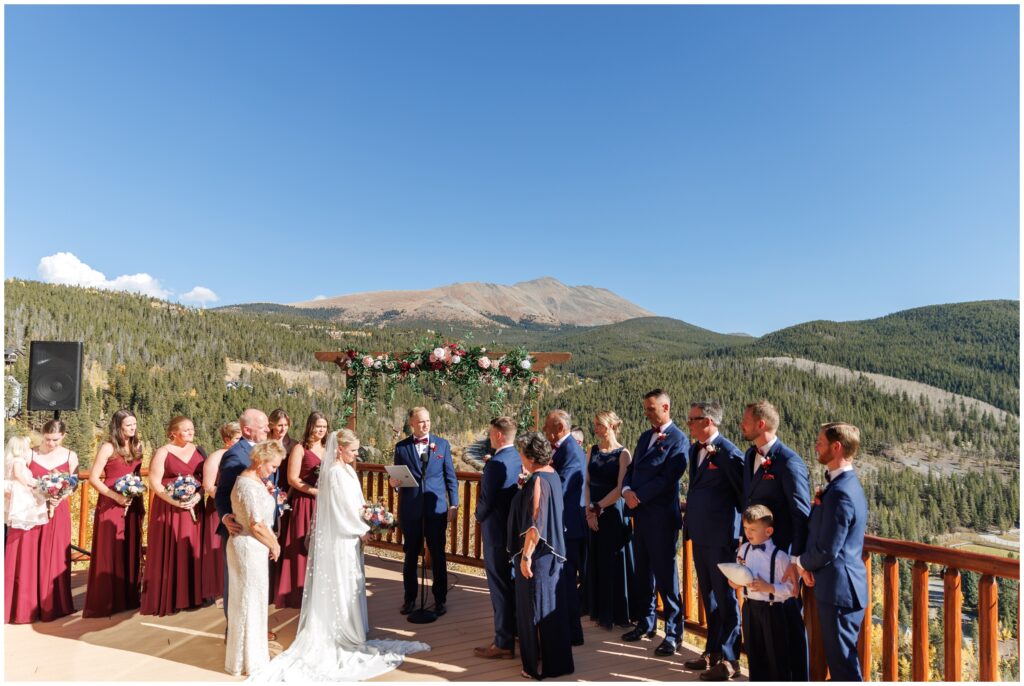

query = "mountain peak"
[{"left": 289, "top": 278, "right": 655, "bottom": 327}]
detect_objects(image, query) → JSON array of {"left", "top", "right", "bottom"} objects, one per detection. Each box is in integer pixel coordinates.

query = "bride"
[{"left": 249, "top": 428, "right": 429, "bottom": 682}]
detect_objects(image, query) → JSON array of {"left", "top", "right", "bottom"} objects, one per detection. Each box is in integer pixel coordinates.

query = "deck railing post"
[
  {"left": 859, "top": 551, "right": 873, "bottom": 681},
  {"left": 912, "top": 560, "right": 930, "bottom": 681},
  {"left": 882, "top": 555, "right": 899, "bottom": 681},
  {"left": 977, "top": 574, "right": 999, "bottom": 681},
  {"left": 943, "top": 567, "right": 962, "bottom": 682}
]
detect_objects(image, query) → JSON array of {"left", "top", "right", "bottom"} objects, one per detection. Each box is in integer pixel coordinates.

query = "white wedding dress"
[{"left": 248, "top": 434, "right": 429, "bottom": 682}]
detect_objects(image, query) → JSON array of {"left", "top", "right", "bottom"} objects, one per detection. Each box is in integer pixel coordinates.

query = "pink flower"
[
  {"left": 478, "top": 356, "right": 491, "bottom": 369},
  {"left": 362, "top": 355, "right": 374, "bottom": 367},
  {"left": 432, "top": 347, "right": 447, "bottom": 360},
  {"left": 500, "top": 364, "right": 511, "bottom": 375}
]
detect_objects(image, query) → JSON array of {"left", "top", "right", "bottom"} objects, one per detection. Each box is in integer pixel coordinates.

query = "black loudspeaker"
[{"left": 28, "top": 341, "right": 84, "bottom": 412}]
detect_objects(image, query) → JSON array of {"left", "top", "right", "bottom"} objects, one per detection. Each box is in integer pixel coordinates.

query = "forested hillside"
[
  {"left": 4, "top": 279, "right": 1019, "bottom": 545},
  {"left": 740, "top": 300, "right": 1020, "bottom": 413}
]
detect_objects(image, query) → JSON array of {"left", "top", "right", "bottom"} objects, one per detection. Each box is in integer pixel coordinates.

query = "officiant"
[{"left": 390, "top": 407, "right": 459, "bottom": 616}]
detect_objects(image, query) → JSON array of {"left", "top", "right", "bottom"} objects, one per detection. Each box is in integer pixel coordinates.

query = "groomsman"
[
  {"left": 473, "top": 416, "right": 521, "bottom": 659},
  {"left": 788, "top": 423, "right": 869, "bottom": 681},
  {"left": 683, "top": 402, "right": 745, "bottom": 681},
  {"left": 622, "top": 389, "right": 690, "bottom": 656},
  {"left": 740, "top": 400, "right": 811, "bottom": 680},
  {"left": 390, "top": 407, "right": 459, "bottom": 616},
  {"left": 544, "top": 409, "right": 587, "bottom": 646}
]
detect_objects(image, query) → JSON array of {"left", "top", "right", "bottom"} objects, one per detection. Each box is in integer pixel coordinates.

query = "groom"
[{"left": 390, "top": 407, "right": 459, "bottom": 616}]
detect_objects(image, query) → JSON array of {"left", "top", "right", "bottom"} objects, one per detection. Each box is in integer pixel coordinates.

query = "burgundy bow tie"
[
  {"left": 414, "top": 437, "right": 429, "bottom": 445},
  {"left": 755, "top": 447, "right": 766, "bottom": 457}
]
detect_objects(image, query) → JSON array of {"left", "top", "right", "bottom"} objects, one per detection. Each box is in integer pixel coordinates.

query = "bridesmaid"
[
  {"left": 584, "top": 411, "right": 636, "bottom": 630},
  {"left": 4, "top": 421, "right": 79, "bottom": 623},
  {"left": 140, "top": 416, "right": 205, "bottom": 616},
  {"left": 201, "top": 421, "right": 241, "bottom": 603},
  {"left": 273, "top": 412, "right": 328, "bottom": 608},
  {"left": 268, "top": 408, "right": 298, "bottom": 460},
  {"left": 83, "top": 409, "right": 145, "bottom": 618}
]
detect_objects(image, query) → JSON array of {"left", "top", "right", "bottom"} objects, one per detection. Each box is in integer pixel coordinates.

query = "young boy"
[{"left": 727, "top": 504, "right": 799, "bottom": 681}]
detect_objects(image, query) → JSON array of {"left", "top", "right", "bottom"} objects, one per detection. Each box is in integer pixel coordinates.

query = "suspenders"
[{"left": 742, "top": 543, "right": 782, "bottom": 604}]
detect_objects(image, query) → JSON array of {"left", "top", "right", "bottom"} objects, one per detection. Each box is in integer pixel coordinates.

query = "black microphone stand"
[{"left": 407, "top": 444, "right": 437, "bottom": 624}]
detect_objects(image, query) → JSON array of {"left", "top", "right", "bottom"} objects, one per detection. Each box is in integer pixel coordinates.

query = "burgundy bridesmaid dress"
[
  {"left": 4, "top": 451, "right": 76, "bottom": 623},
  {"left": 272, "top": 448, "right": 321, "bottom": 608},
  {"left": 200, "top": 473, "right": 225, "bottom": 602},
  {"left": 139, "top": 449, "right": 205, "bottom": 616},
  {"left": 82, "top": 457, "right": 144, "bottom": 618}
]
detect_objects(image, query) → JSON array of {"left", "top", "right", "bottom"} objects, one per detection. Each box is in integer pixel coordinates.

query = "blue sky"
[{"left": 4, "top": 4, "right": 1018, "bottom": 336}]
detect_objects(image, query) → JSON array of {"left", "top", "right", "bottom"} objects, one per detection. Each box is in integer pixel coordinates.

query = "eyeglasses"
[{"left": 686, "top": 416, "right": 708, "bottom": 423}]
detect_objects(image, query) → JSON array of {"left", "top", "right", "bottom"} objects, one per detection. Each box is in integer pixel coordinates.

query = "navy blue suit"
[
  {"left": 215, "top": 439, "right": 279, "bottom": 618},
  {"left": 552, "top": 435, "right": 587, "bottom": 643},
  {"left": 684, "top": 434, "right": 744, "bottom": 661},
  {"left": 802, "top": 469, "right": 868, "bottom": 681},
  {"left": 623, "top": 422, "right": 689, "bottom": 642},
  {"left": 394, "top": 434, "right": 459, "bottom": 604},
  {"left": 743, "top": 438, "right": 811, "bottom": 680},
  {"left": 475, "top": 445, "right": 521, "bottom": 649}
]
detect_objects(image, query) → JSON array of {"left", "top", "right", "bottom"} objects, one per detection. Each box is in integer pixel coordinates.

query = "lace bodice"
[{"left": 230, "top": 476, "right": 275, "bottom": 537}]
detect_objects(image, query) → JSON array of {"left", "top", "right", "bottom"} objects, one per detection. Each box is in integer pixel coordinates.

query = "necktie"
[{"left": 749, "top": 543, "right": 766, "bottom": 551}]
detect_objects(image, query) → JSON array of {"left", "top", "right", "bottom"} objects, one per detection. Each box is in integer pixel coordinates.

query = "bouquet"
[
  {"left": 360, "top": 500, "right": 397, "bottom": 537},
  {"left": 167, "top": 475, "right": 201, "bottom": 522},
  {"left": 35, "top": 471, "right": 79, "bottom": 519},
  {"left": 113, "top": 473, "right": 147, "bottom": 516}
]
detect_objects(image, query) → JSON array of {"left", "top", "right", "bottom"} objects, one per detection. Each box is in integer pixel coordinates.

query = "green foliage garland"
[{"left": 337, "top": 340, "right": 540, "bottom": 430}]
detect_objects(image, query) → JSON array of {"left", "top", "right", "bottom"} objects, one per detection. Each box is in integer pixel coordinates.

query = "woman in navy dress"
[
  {"left": 584, "top": 410, "right": 636, "bottom": 629},
  {"left": 508, "top": 432, "right": 574, "bottom": 681}
]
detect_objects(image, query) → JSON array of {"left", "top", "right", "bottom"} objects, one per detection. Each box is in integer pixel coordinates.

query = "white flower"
[
  {"left": 433, "top": 347, "right": 446, "bottom": 360},
  {"left": 411, "top": 361, "right": 418, "bottom": 368},
  {"left": 519, "top": 359, "right": 532, "bottom": 370},
  {"left": 362, "top": 356, "right": 374, "bottom": 367},
  {"left": 451, "top": 355, "right": 462, "bottom": 365},
  {"left": 373, "top": 360, "right": 382, "bottom": 369},
  {"left": 478, "top": 356, "right": 491, "bottom": 369},
  {"left": 480, "top": 347, "right": 487, "bottom": 353}
]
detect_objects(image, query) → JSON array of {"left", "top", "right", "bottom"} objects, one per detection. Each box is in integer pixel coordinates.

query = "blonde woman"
[
  {"left": 584, "top": 410, "right": 636, "bottom": 630},
  {"left": 225, "top": 440, "right": 285, "bottom": 677},
  {"left": 250, "top": 429, "right": 428, "bottom": 682}
]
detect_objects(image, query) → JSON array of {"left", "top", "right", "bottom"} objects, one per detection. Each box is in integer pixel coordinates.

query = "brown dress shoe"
[
  {"left": 699, "top": 660, "right": 737, "bottom": 681},
  {"left": 684, "top": 654, "right": 711, "bottom": 671},
  {"left": 473, "top": 644, "right": 515, "bottom": 659}
]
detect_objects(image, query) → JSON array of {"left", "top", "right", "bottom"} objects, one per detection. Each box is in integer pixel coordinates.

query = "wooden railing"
[{"left": 67, "top": 464, "right": 1019, "bottom": 681}]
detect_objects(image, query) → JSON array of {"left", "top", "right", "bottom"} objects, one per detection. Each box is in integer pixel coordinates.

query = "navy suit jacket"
[
  {"left": 394, "top": 434, "right": 459, "bottom": 520},
  {"left": 215, "top": 440, "right": 280, "bottom": 537},
  {"left": 684, "top": 434, "right": 745, "bottom": 546},
  {"left": 475, "top": 445, "right": 521, "bottom": 551},
  {"left": 551, "top": 436, "right": 586, "bottom": 540},
  {"left": 802, "top": 470, "right": 869, "bottom": 610},
  {"left": 623, "top": 422, "right": 689, "bottom": 529},
  {"left": 742, "top": 439, "right": 811, "bottom": 555}
]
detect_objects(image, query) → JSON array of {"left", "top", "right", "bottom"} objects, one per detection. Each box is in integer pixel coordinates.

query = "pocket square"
[
  {"left": 707, "top": 463, "right": 719, "bottom": 470},
  {"left": 762, "top": 474, "right": 775, "bottom": 480}
]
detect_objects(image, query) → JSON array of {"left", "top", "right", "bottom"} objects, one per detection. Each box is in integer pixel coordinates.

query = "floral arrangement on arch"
[{"left": 337, "top": 341, "right": 540, "bottom": 430}]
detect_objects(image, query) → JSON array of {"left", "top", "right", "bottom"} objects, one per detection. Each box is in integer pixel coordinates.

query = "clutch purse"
[{"left": 717, "top": 562, "right": 754, "bottom": 586}]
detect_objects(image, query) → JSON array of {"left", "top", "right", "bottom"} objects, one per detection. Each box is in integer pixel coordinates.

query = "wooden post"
[
  {"left": 943, "top": 567, "right": 962, "bottom": 682},
  {"left": 682, "top": 538, "right": 697, "bottom": 623},
  {"left": 977, "top": 574, "right": 999, "bottom": 681},
  {"left": 461, "top": 481, "right": 471, "bottom": 556},
  {"left": 78, "top": 478, "right": 91, "bottom": 554},
  {"left": 882, "top": 556, "right": 899, "bottom": 681},
  {"left": 805, "top": 586, "right": 829, "bottom": 681},
  {"left": 858, "top": 552, "right": 873, "bottom": 681},
  {"left": 912, "top": 560, "right": 930, "bottom": 682}
]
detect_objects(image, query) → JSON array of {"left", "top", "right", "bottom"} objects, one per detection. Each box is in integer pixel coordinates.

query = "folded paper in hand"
[{"left": 717, "top": 562, "right": 754, "bottom": 587}]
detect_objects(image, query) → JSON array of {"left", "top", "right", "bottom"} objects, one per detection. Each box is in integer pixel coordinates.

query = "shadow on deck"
[{"left": 5, "top": 555, "right": 746, "bottom": 682}]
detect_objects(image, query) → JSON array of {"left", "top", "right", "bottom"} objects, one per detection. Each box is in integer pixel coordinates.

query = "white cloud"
[
  {"left": 312, "top": 294, "right": 328, "bottom": 301},
  {"left": 180, "top": 286, "right": 219, "bottom": 306},
  {"left": 37, "top": 251, "right": 172, "bottom": 299}
]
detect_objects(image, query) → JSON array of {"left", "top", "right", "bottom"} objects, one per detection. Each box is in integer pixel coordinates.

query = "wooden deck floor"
[{"left": 5, "top": 555, "right": 746, "bottom": 682}]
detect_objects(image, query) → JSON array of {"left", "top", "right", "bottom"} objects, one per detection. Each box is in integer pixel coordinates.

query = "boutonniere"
[
  {"left": 430, "top": 442, "right": 442, "bottom": 459},
  {"left": 704, "top": 443, "right": 718, "bottom": 456},
  {"left": 483, "top": 453, "right": 492, "bottom": 462},
  {"left": 516, "top": 472, "right": 530, "bottom": 489},
  {"left": 655, "top": 432, "right": 668, "bottom": 443},
  {"left": 813, "top": 485, "right": 825, "bottom": 506}
]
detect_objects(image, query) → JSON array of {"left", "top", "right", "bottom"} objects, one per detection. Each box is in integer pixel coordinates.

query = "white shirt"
[
  {"left": 828, "top": 464, "right": 854, "bottom": 482},
  {"left": 697, "top": 431, "right": 720, "bottom": 469},
  {"left": 552, "top": 434, "right": 568, "bottom": 451},
  {"left": 738, "top": 539, "right": 795, "bottom": 603},
  {"left": 752, "top": 435, "right": 778, "bottom": 474}
]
